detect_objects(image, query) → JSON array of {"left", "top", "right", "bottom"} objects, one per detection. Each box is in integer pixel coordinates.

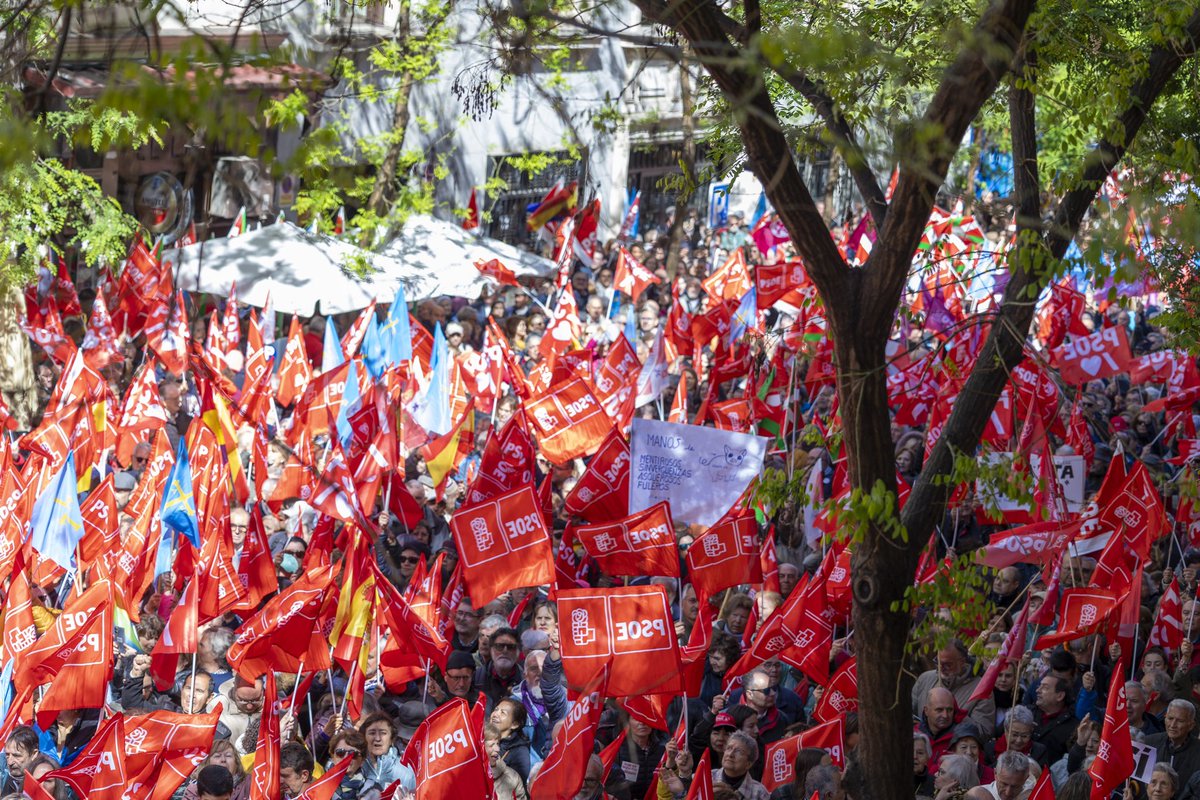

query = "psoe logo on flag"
[{"left": 571, "top": 608, "right": 596, "bottom": 647}]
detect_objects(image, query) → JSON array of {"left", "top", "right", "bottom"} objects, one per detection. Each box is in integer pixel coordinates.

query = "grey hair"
[
  {"left": 803, "top": 764, "right": 841, "bottom": 800},
  {"left": 1153, "top": 763, "right": 1179, "bottom": 793},
  {"left": 913, "top": 731, "right": 932, "bottom": 757},
  {"left": 995, "top": 751, "right": 1031, "bottom": 777},
  {"left": 201, "top": 627, "right": 236, "bottom": 665},
  {"left": 726, "top": 731, "right": 759, "bottom": 763},
  {"left": 480, "top": 614, "right": 508, "bottom": 632},
  {"left": 1168, "top": 698, "right": 1196, "bottom": 720},
  {"left": 1005, "top": 705, "right": 1034, "bottom": 729},
  {"left": 1142, "top": 669, "right": 1175, "bottom": 700},
  {"left": 744, "top": 667, "right": 770, "bottom": 690},
  {"left": 938, "top": 754, "right": 979, "bottom": 789},
  {"left": 1125, "top": 680, "right": 1145, "bottom": 698}
]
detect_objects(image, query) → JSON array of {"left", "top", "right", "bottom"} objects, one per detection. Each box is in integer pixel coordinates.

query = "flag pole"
[
  {"left": 339, "top": 656, "right": 357, "bottom": 718},
  {"left": 289, "top": 658, "right": 306, "bottom": 713},
  {"left": 190, "top": 652, "right": 198, "bottom": 711}
]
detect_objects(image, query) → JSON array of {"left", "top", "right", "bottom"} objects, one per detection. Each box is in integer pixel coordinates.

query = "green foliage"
[{"left": 899, "top": 552, "right": 995, "bottom": 657}]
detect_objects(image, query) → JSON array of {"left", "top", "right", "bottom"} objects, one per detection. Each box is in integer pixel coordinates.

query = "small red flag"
[
  {"left": 613, "top": 248, "right": 661, "bottom": 301},
  {"left": 249, "top": 671, "right": 281, "bottom": 800},
  {"left": 475, "top": 258, "right": 521, "bottom": 287},
  {"left": 524, "top": 377, "right": 614, "bottom": 464},
  {"left": 563, "top": 428, "right": 630, "bottom": 523},
  {"left": 400, "top": 699, "right": 492, "bottom": 800},
  {"left": 151, "top": 572, "right": 199, "bottom": 691},
  {"left": 463, "top": 188, "right": 480, "bottom": 230},
  {"left": 530, "top": 666, "right": 607, "bottom": 799},
  {"left": 761, "top": 718, "right": 845, "bottom": 792}
]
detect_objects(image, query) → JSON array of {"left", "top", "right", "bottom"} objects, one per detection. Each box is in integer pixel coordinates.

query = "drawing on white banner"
[{"left": 629, "top": 418, "right": 767, "bottom": 526}]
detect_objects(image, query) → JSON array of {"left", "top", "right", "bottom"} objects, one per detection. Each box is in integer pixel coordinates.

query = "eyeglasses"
[
  {"left": 334, "top": 748, "right": 361, "bottom": 758},
  {"left": 493, "top": 642, "right": 518, "bottom": 652},
  {"left": 748, "top": 686, "right": 777, "bottom": 695},
  {"left": 399, "top": 556, "right": 421, "bottom": 564},
  {"left": 284, "top": 549, "right": 305, "bottom": 558},
  {"left": 230, "top": 525, "right": 248, "bottom": 531},
  {"left": 133, "top": 456, "right": 147, "bottom": 464}
]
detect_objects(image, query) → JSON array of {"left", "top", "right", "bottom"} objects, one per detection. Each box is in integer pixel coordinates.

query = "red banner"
[
  {"left": 1052, "top": 326, "right": 1132, "bottom": 384},
  {"left": 450, "top": 483, "right": 555, "bottom": 607},
  {"left": 571, "top": 502, "right": 679, "bottom": 578},
  {"left": 400, "top": 699, "right": 492, "bottom": 800},
  {"left": 524, "top": 378, "right": 614, "bottom": 464},
  {"left": 686, "top": 507, "right": 761, "bottom": 604},
  {"left": 564, "top": 429, "right": 630, "bottom": 523},
  {"left": 530, "top": 667, "right": 606, "bottom": 799},
  {"left": 554, "top": 585, "right": 682, "bottom": 697},
  {"left": 761, "top": 718, "right": 845, "bottom": 792}
]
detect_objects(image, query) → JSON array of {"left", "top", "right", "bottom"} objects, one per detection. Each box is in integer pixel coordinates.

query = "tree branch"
[
  {"left": 630, "top": 0, "right": 851, "bottom": 305},
  {"left": 859, "top": 0, "right": 1036, "bottom": 344},
  {"left": 899, "top": 9, "right": 1200, "bottom": 560},
  {"left": 768, "top": 63, "right": 887, "bottom": 229}
]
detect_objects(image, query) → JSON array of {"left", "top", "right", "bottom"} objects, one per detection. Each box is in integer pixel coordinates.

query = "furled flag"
[
  {"left": 250, "top": 671, "right": 281, "bottom": 800},
  {"left": 276, "top": 316, "right": 313, "bottom": 407},
  {"left": 530, "top": 666, "right": 607, "bottom": 799},
  {"left": 228, "top": 206, "right": 248, "bottom": 237},
  {"left": 322, "top": 316, "right": 344, "bottom": 373},
  {"left": 1088, "top": 659, "right": 1134, "bottom": 799},
  {"left": 463, "top": 188, "right": 480, "bottom": 230},
  {"left": 28, "top": 452, "right": 85, "bottom": 571},
  {"left": 150, "top": 572, "right": 199, "bottom": 691},
  {"left": 1148, "top": 577, "right": 1184, "bottom": 653},
  {"left": 410, "top": 324, "right": 452, "bottom": 436},
  {"left": 475, "top": 258, "right": 521, "bottom": 287}
]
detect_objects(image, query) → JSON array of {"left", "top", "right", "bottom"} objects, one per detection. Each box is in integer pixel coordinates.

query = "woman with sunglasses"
[{"left": 325, "top": 728, "right": 384, "bottom": 800}]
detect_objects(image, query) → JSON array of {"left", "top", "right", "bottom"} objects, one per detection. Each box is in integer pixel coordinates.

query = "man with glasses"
[
  {"left": 432, "top": 650, "right": 480, "bottom": 709},
  {"left": 574, "top": 754, "right": 615, "bottom": 800},
  {"left": 476, "top": 627, "right": 523, "bottom": 711},
  {"left": 730, "top": 659, "right": 803, "bottom": 730},
  {"left": 452, "top": 600, "right": 483, "bottom": 653},
  {"left": 229, "top": 507, "right": 250, "bottom": 568},
  {"left": 740, "top": 667, "right": 791, "bottom": 745}
]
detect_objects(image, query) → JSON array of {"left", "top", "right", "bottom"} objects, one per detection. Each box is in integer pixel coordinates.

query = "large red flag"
[
  {"left": 125, "top": 708, "right": 222, "bottom": 800},
  {"left": 686, "top": 505, "right": 761, "bottom": 604},
  {"left": 463, "top": 411, "right": 535, "bottom": 507},
  {"left": 0, "top": 545, "right": 37, "bottom": 668},
  {"left": 45, "top": 713, "right": 129, "bottom": 799},
  {"left": 400, "top": 699, "right": 492, "bottom": 800},
  {"left": 563, "top": 428, "right": 630, "bottom": 523},
  {"left": 530, "top": 666, "right": 606, "bottom": 799},
  {"left": 761, "top": 718, "right": 845, "bottom": 792},
  {"left": 524, "top": 377, "right": 614, "bottom": 464},
  {"left": 554, "top": 584, "right": 682, "bottom": 697},
  {"left": 1052, "top": 325, "right": 1133, "bottom": 385},
  {"left": 450, "top": 483, "right": 555, "bottom": 607},
  {"left": 570, "top": 502, "right": 679, "bottom": 578},
  {"left": 227, "top": 566, "right": 335, "bottom": 679},
  {"left": 15, "top": 580, "right": 113, "bottom": 727},
  {"left": 1088, "top": 658, "right": 1135, "bottom": 799}
]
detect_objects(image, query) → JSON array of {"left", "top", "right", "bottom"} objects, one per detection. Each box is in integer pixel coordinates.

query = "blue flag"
[
  {"left": 729, "top": 286, "right": 758, "bottom": 344},
  {"left": 29, "top": 452, "right": 85, "bottom": 571},
  {"left": 412, "top": 323, "right": 451, "bottom": 436},
  {"left": 336, "top": 359, "right": 362, "bottom": 448},
  {"left": 750, "top": 191, "right": 768, "bottom": 228},
  {"left": 322, "top": 316, "right": 344, "bottom": 373},
  {"left": 624, "top": 307, "right": 637, "bottom": 343},
  {"left": 382, "top": 284, "right": 413, "bottom": 367},
  {"left": 161, "top": 435, "right": 201, "bottom": 549},
  {"left": 361, "top": 314, "right": 386, "bottom": 380}
]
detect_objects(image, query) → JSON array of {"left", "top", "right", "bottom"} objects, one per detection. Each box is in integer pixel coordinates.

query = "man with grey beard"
[{"left": 475, "top": 626, "right": 523, "bottom": 712}]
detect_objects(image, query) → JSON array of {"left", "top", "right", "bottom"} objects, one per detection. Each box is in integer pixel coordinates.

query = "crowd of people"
[{"left": 1, "top": 194, "right": 1197, "bottom": 800}]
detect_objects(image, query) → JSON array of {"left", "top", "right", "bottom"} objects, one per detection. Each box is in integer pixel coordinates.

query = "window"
[{"left": 486, "top": 152, "right": 587, "bottom": 250}]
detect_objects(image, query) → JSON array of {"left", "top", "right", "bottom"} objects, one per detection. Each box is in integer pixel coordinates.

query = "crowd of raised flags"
[{"left": 0, "top": 177, "right": 1195, "bottom": 800}]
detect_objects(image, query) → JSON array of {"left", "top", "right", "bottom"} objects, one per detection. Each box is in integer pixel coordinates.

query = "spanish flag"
[
  {"left": 200, "top": 380, "right": 250, "bottom": 503},
  {"left": 527, "top": 179, "right": 578, "bottom": 232},
  {"left": 419, "top": 408, "right": 475, "bottom": 495}
]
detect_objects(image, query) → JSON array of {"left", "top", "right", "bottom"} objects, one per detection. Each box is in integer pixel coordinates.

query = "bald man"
[{"left": 916, "top": 686, "right": 958, "bottom": 764}]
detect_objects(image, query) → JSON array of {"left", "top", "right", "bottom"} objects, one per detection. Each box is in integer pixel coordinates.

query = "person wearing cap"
[
  {"left": 112, "top": 470, "right": 138, "bottom": 509},
  {"left": 445, "top": 322, "right": 468, "bottom": 356},
  {"left": 707, "top": 710, "right": 739, "bottom": 768},
  {"left": 948, "top": 720, "right": 993, "bottom": 784},
  {"left": 358, "top": 711, "right": 414, "bottom": 792},
  {"left": 431, "top": 650, "right": 480, "bottom": 708}
]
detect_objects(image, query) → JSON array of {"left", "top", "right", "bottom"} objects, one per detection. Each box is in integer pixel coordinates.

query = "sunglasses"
[
  {"left": 334, "top": 748, "right": 361, "bottom": 758},
  {"left": 399, "top": 556, "right": 421, "bottom": 565},
  {"left": 493, "top": 642, "right": 518, "bottom": 651}
]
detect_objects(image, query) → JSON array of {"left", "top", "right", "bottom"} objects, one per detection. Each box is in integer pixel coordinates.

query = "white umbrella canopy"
[
  {"left": 166, "top": 223, "right": 421, "bottom": 316},
  {"left": 380, "top": 214, "right": 557, "bottom": 300}
]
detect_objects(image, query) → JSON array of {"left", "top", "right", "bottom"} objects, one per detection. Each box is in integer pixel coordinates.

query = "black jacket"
[
  {"left": 1145, "top": 733, "right": 1200, "bottom": 787},
  {"left": 1030, "top": 705, "right": 1076, "bottom": 766}
]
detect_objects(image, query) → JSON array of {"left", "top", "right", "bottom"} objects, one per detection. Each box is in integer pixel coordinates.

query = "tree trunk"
[
  {"left": 366, "top": 69, "right": 415, "bottom": 218},
  {"left": 822, "top": 149, "right": 841, "bottom": 225},
  {"left": 664, "top": 52, "right": 695, "bottom": 280}
]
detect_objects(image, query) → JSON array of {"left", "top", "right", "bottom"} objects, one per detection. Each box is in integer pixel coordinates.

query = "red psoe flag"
[
  {"left": 530, "top": 666, "right": 606, "bottom": 800},
  {"left": 969, "top": 598, "right": 1032, "bottom": 704},
  {"left": 613, "top": 248, "right": 661, "bottom": 301},
  {"left": 295, "top": 756, "right": 354, "bottom": 800},
  {"left": 811, "top": 658, "right": 858, "bottom": 723},
  {"left": 761, "top": 718, "right": 845, "bottom": 793},
  {"left": 1034, "top": 588, "right": 1122, "bottom": 650},
  {"left": 227, "top": 566, "right": 334, "bottom": 679},
  {"left": 523, "top": 377, "right": 614, "bottom": 464},
  {"left": 1052, "top": 325, "right": 1133, "bottom": 385},
  {"left": 400, "top": 699, "right": 493, "bottom": 800},
  {"left": 563, "top": 428, "right": 630, "bottom": 523},
  {"left": 685, "top": 750, "right": 714, "bottom": 800},
  {"left": 570, "top": 501, "right": 679, "bottom": 578},
  {"left": 687, "top": 506, "right": 761, "bottom": 604},
  {"left": 249, "top": 670, "right": 281, "bottom": 800},
  {"left": 151, "top": 573, "right": 199, "bottom": 691},
  {"left": 1088, "top": 658, "right": 1135, "bottom": 800},
  {"left": 554, "top": 584, "right": 683, "bottom": 697},
  {"left": 276, "top": 316, "right": 314, "bottom": 408},
  {"left": 45, "top": 713, "right": 128, "bottom": 799},
  {"left": 450, "top": 483, "right": 555, "bottom": 608},
  {"left": 1149, "top": 577, "right": 1184, "bottom": 654},
  {"left": 475, "top": 258, "right": 520, "bottom": 287}
]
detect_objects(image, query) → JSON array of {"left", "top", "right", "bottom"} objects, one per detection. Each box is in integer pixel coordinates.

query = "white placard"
[
  {"left": 629, "top": 418, "right": 767, "bottom": 527},
  {"left": 978, "top": 453, "right": 1085, "bottom": 514},
  {"left": 1131, "top": 740, "right": 1156, "bottom": 783}
]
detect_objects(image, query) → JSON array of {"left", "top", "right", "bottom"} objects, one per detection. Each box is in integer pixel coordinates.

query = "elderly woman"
[
  {"left": 932, "top": 753, "right": 980, "bottom": 800},
  {"left": 177, "top": 739, "right": 250, "bottom": 800},
  {"left": 357, "top": 712, "right": 414, "bottom": 792}
]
